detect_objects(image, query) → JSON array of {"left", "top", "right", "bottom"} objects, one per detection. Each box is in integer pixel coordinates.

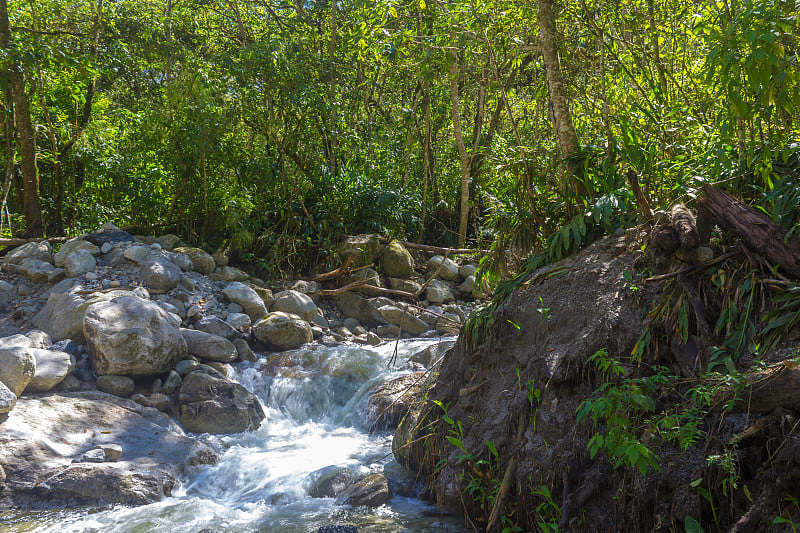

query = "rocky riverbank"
[{"left": 0, "top": 224, "right": 484, "bottom": 513}]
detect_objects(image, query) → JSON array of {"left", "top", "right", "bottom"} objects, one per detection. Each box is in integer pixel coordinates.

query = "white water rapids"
[{"left": 6, "top": 339, "right": 463, "bottom": 533}]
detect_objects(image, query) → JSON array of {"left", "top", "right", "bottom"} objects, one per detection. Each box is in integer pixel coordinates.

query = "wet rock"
[
  {"left": 54, "top": 240, "right": 100, "bottom": 268},
  {"left": 0, "top": 392, "right": 216, "bottom": 509},
  {"left": 427, "top": 255, "right": 460, "bottom": 281},
  {"left": 364, "top": 372, "right": 427, "bottom": 431},
  {"left": 272, "top": 290, "right": 319, "bottom": 322},
  {"left": 27, "top": 349, "right": 75, "bottom": 392},
  {"left": 97, "top": 375, "right": 135, "bottom": 397},
  {"left": 253, "top": 312, "right": 312, "bottom": 351},
  {"left": 195, "top": 316, "right": 240, "bottom": 340},
  {"left": 317, "top": 527, "right": 358, "bottom": 533},
  {"left": 426, "top": 279, "right": 455, "bottom": 305},
  {"left": 336, "top": 473, "right": 391, "bottom": 507},
  {"left": 173, "top": 247, "right": 215, "bottom": 275},
  {"left": 83, "top": 295, "right": 188, "bottom": 376},
  {"left": 65, "top": 249, "right": 97, "bottom": 278},
  {"left": 141, "top": 259, "right": 181, "bottom": 291},
  {"left": 377, "top": 305, "right": 429, "bottom": 335},
  {"left": 0, "top": 347, "right": 36, "bottom": 396},
  {"left": 3, "top": 241, "right": 54, "bottom": 265},
  {"left": 181, "top": 329, "right": 237, "bottom": 363},
  {"left": 233, "top": 338, "right": 257, "bottom": 362},
  {"left": 381, "top": 241, "right": 414, "bottom": 278},
  {"left": 409, "top": 340, "right": 455, "bottom": 368},
  {"left": 174, "top": 359, "right": 200, "bottom": 376},
  {"left": 308, "top": 466, "right": 355, "bottom": 498},
  {"left": 335, "top": 293, "right": 386, "bottom": 327},
  {"left": 222, "top": 282, "right": 267, "bottom": 321},
  {"left": 376, "top": 324, "right": 400, "bottom": 338},
  {"left": 337, "top": 234, "right": 381, "bottom": 267},
  {"left": 172, "top": 367, "right": 265, "bottom": 434}
]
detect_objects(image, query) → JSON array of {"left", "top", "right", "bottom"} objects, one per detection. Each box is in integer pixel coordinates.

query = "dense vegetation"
[{"left": 0, "top": 0, "right": 798, "bottom": 279}]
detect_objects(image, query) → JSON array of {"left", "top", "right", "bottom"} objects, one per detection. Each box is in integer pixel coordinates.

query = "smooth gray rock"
[
  {"left": 233, "top": 338, "right": 257, "bottom": 362},
  {"left": 427, "top": 255, "right": 460, "bottom": 281},
  {"left": 426, "top": 279, "right": 455, "bottom": 304},
  {"left": 308, "top": 466, "right": 355, "bottom": 498},
  {"left": 253, "top": 312, "right": 312, "bottom": 351},
  {"left": 226, "top": 312, "right": 251, "bottom": 329},
  {"left": 123, "top": 245, "right": 149, "bottom": 263},
  {"left": 195, "top": 316, "right": 240, "bottom": 340},
  {"left": 174, "top": 359, "right": 200, "bottom": 376},
  {"left": 336, "top": 234, "right": 381, "bottom": 267},
  {"left": 173, "top": 247, "right": 215, "bottom": 275},
  {"left": 0, "top": 347, "right": 36, "bottom": 396},
  {"left": 55, "top": 240, "right": 100, "bottom": 268},
  {"left": 64, "top": 249, "right": 97, "bottom": 278},
  {"left": 458, "top": 275, "right": 476, "bottom": 294},
  {"left": 97, "top": 375, "right": 135, "bottom": 397},
  {"left": 272, "top": 290, "right": 319, "bottom": 322},
  {"left": 19, "top": 258, "right": 56, "bottom": 283},
  {"left": 167, "top": 252, "right": 193, "bottom": 272},
  {"left": 0, "top": 392, "right": 216, "bottom": 509},
  {"left": 460, "top": 264, "right": 478, "bottom": 278},
  {"left": 388, "top": 278, "right": 422, "bottom": 294},
  {"left": 0, "top": 380, "right": 16, "bottom": 415},
  {"left": 334, "top": 293, "right": 387, "bottom": 327},
  {"left": 217, "top": 266, "right": 249, "bottom": 282},
  {"left": 33, "top": 291, "right": 94, "bottom": 343},
  {"left": 27, "top": 349, "right": 75, "bottom": 392},
  {"left": 0, "top": 280, "right": 14, "bottom": 309},
  {"left": 3, "top": 241, "right": 53, "bottom": 265},
  {"left": 156, "top": 234, "right": 181, "bottom": 250},
  {"left": 83, "top": 295, "right": 187, "bottom": 376},
  {"left": 222, "top": 282, "right": 267, "bottom": 321},
  {"left": 377, "top": 305, "right": 429, "bottom": 335},
  {"left": 181, "top": 329, "right": 237, "bottom": 363},
  {"left": 141, "top": 259, "right": 181, "bottom": 291},
  {"left": 162, "top": 370, "right": 182, "bottom": 395}
]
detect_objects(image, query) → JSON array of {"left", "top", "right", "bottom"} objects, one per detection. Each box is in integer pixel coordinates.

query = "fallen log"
[
  {"left": 699, "top": 185, "right": 800, "bottom": 279},
  {"left": 377, "top": 237, "right": 488, "bottom": 255},
  {"left": 715, "top": 360, "right": 800, "bottom": 414},
  {"left": 0, "top": 236, "right": 70, "bottom": 246}
]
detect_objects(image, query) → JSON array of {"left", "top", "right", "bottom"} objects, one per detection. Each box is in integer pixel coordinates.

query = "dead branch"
[
  {"left": 310, "top": 255, "right": 353, "bottom": 282},
  {"left": 378, "top": 236, "right": 488, "bottom": 255},
  {"left": 311, "top": 278, "right": 368, "bottom": 296},
  {"left": 486, "top": 412, "right": 527, "bottom": 532},
  {"left": 643, "top": 250, "right": 739, "bottom": 283},
  {"left": 0, "top": 236, "right": 70, "bottom": 246}
]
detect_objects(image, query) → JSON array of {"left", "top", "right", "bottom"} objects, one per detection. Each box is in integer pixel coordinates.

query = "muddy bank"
[{"left": 395, "top": 224, "right": 800, "bottom": 531}]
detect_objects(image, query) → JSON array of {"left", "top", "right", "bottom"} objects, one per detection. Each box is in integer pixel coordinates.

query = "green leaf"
[{"left": 684, "top": 515, "right": 705, "bottom": 533}]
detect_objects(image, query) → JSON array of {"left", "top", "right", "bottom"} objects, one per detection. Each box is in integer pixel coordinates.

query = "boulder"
[
  {"left": 458, "top": 275, "right": 476, "bottom": 295},
  {"left": 336, "top": 473, "right": 391, "bottom": 507},
  {"left": 253, "top": 286, "right": 275, "bottom": 308},
  {"left": 195, "top": 316, "right": 240, "bottom": 340},
  {"left": 33, "top": 291, "right": 94, "bottom": 343},
  {"left": 377, "top": 305, "right": 429, "bottom": 335},
  {"left": 123, "top": 245, "right": 149, "bottom": 263},
  {"left": 226, "top": 312, "right": 251, "bottom": 329},
  {"left": 3, "top": 241, "right": 54, "bottom": 265},
  {"left": 83, "top": 295, "right": 187, "bottom": 376},
  {"left": 155, "top": 234, "right": 182, "bottom": 250},
  {"left": 181, "top": 329, "right": 237, "bottom": 363},
  {"left": 308, "top": 466, "right": 355, "bottom": 498},
  {"left": 426, "top": 279, "right": 455, "bottom": 304},
  {"left": 334, "top": 293, "right": 387, "bottom": 328},
  {"left": 388, "top": 278, "right": 422, "bottom": 294},
  {"left": 460, "top": 264, "right": 478, "bottom": 278},
  {"left": 381, "top": 241, "right": 414, "bottom": 278},
  {"left": 336, "top": 234, "right": 381, "bottom": 267},
  {"left": 64, "top": 248, "right": 97, "bottom": 278},
  {"left": 54, "top": 240, "right": 100, "bottom": 268},
  {"left": 0, "top": 381, "right": 16, "bottom": 417},
  {"left": 0, "top": 392, "right": 216, "bottom": 509},
  {"left": 364, "top": 372, "right": 427, "bottom": 431},
  {"left": 161, "top": 371, "right": 182, "bottom": 395},
  {"left": 167, "top": 251, "right": 193, "bottom": 272},
  {"left": 272, "top": 290, "right": 319, "bottom": 321},
  {"left": 173, "top": 247, "right": 215, "bottom": 275},
  {"left": 19, "top": 258, "right": 57, "bottom": 283},
  {"left": 0, "top": 331, "right": 51, "bottom": 350},
  {"left": 172, "top": 366, "right": 265, "bottom": 434},
  {"left": 174, "top": 359, "right": 200, "bottom": 376},
  {"left": 0, "top": 347, "right": 36, "bottom": 396},
  {"left": 233, "top": 338, "right": 257, "bottom": 362},
  {"left": 141, "top": 259, "right": 181, "bottom": 291},
  {"left": 83, "top": 226, "right": 135, "bottom": 246},
  {"left": 217, "top": 266, "right": 249, "bottom": 282},
  {"left": 26, "top": 349, "right": 75, "bottom": 392},
  {"left": 97, "top": 375, "right": 135, "bottom": 397},
  {"left": 341, "top": 267, "right": 382, "bottom": 296},
  {"left": 253, "top": 312, "right": 312, "bottom": 351},
  {"left": 409, "top": 340, "right": 456, "bottom": 367},
  {"left": 427, "top": 255, "right": 460, "bottom": 281},
  {"left": 290, "top": 280, "right": 321, "bottom": 294},
  {"left": 222, "top": 282, "right": 268, "bottom": 321}
]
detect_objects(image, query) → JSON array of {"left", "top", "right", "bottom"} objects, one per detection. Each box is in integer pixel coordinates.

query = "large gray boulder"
[
  {"left": 173, "top": 247, "right": 215, "bottom": 275},
  {"left": 3, "top": 241, "right": 53, "bottom": 265},
  {"left": 0, "top": 347, "right": 36, "bottom": 396},
  {"left": 272, "top": 290, "right": 319, "bottom": 322},
  {"left": 381, "top": 241, "right": 414, "bottom": 278},
  {"left": 0, "top": 392, "right": 216, "bottom": 509},
  {"left": 83, "top": 295, "right": 187, "bottom": 376},
  {"left": 18, "top": 258, "right": 57, "bottom": 283},
  {"left": 181, "top": 329, "right": 237, "bottom": 363},
  {"left": 54, "top": 239, "right": 100, "bottom": 268},
  {"left": 426, "top": 279, "right": 455, "bottom": 304},
  {"left": 377, "top": 305, "right": 429, "bottom": 335},
  {"left": 337, "top": 234, "right": 381, "bottom": 267},
  {"left": 334, "top": 293, "right": 386, "bottom": 327},
  {"left": 222, "top": 282, "right": 267, "bottom": 321},
  {"left": 172, "top": 366, "right": 265, "bottom": 434},
  {"left": 141, "top": 259, "right": 181, "bottom": 291},
  {"left": 26, "top": 349, "right": 75, "bottom": 392},
  {"left": 427, "top": 255, "right": 460, "bottom": 281},
  {"left": 33, "top": 291, "right": 94, "bottom": 343},
  {"left": 64, "top": 248, "right": 97, "bottom": 278},
  {"left": 253, "top": 312, "right": 312, "bottom": 351}
]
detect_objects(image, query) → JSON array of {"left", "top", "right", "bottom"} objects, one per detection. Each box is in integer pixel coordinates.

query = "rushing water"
[{"left": 5, "top": 339, "right": 462, "bottom": 533}]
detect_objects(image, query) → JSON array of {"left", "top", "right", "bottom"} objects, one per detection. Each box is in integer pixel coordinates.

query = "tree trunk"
[
  {"left": 0, "top": 0, "right": 42, "bottom": 237},
  {"left": 449, "top": 51, "right": 470, "bottom": 248},
  {"left": 537, "top": 0, "right": 587, "bottom": 196}
]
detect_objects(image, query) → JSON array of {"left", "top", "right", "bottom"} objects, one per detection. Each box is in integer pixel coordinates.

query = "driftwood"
[
  {"left": 310, "top": 255, "right": 353, "bottom": 282},
  {"left": 377, "top": 237, "right": 488, "bottom": 255},
  {"left": 699, "top": 185, "right": 800, "bottom": 279},
  {"left": 0, "top": 236, "right": 70, "bottom": 246}
]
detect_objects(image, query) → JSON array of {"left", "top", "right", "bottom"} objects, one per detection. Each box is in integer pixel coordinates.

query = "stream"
[{"left": 5, "top": 339, "right": 462, "bottom": 533}]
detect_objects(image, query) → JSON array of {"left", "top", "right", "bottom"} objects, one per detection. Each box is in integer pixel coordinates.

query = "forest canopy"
[{"left": 0, "top": 0, "right": 798, "bottom": 278}]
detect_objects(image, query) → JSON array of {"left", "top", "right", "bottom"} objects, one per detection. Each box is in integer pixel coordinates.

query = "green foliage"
[{"left": 531, "top": 485, "right": 562, "bottom": 533}]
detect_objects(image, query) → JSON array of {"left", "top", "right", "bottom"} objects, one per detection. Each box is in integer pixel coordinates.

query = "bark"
[
  {"left": 698, "top": 185, "right": 800, "bottom": 279},
  {"left": 0, "top": 0, "right": 42, "bottom": 237},
  {"left": 537, "top": 0, "right": 587, "bottom": 196},
  {"left": 449, "top": 50, "right": 471, "bottom": 248},
  {"left": 716, "top": 361, "right": 800, "bottom": 415}
]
